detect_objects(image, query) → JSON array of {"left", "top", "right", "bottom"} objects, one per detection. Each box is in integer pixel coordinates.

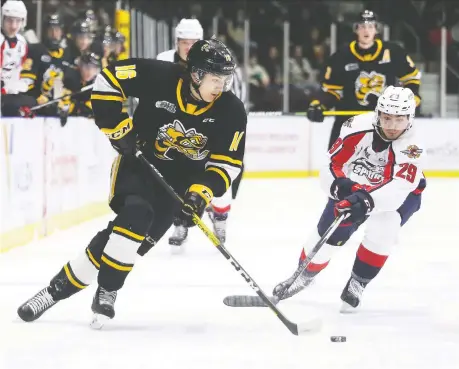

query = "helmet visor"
[{"left": 193, "top": 68, "right": 234, "bottom": 92}]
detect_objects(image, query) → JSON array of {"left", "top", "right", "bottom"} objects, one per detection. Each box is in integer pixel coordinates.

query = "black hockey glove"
[
  {"left": 335, "top": 190, "right": 374, "bottom": 225},
  {"left": 178, "top": 185, "right": 213, "bottom": 227},
  {"left": 365, "top": 92, "right": 380, "bottom": 110},
  {"left": 109, "top": 130, "right": 137, "bottom": 156},
  {"left": 330, "top": 177, "right": 363, "bottom": 200},
  {"left": 307, "top": 100, "right": 326, "bottom": 122}
]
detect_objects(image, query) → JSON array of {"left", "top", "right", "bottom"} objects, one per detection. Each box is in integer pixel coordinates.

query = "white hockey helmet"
[
  {"left": 175, "top": 18, "right": 203, "bottom": 42},
  {"left": 373, "top": 86, "right": 416, "bottom": 140},
  {"left": 2, "top": 0, "right": 27, "bottom": 29}
]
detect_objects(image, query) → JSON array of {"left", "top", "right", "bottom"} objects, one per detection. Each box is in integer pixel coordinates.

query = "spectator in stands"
[
  {"left": 289, "top": 44, "right": 318, "bottom": 92},
  {"left": 247, "top": 50, "right": 270, "bottom": 110},
  {"left": 263, "top": 45, "right": 283, "bottom": 88}
]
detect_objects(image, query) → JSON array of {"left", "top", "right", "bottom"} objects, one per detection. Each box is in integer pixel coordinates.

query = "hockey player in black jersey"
[
  {"left": 17, "top": 38, "right": 246, "bottom": 328},
  {"left": 20, "top": 13, "right": 73, "bottom": 112},
  {"left": 158, "top": 19, "right": 246, "bottom": 250},
  {"left": 57, "top": 52, "right": 101, "bottom": 125},
  {"left": 307, "top": 10, "right": 422, "bottom": 149}
]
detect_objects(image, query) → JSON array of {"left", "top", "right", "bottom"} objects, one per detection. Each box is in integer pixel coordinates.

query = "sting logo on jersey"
[
  {"left": 355, "top": 71, "right": 386, "bottom": 106},
  {"left": 352, "top": 157, "right": 385, "bottom": 185},
  {"left": 154, "top": 120, "right": 209, "bottom": 161}
]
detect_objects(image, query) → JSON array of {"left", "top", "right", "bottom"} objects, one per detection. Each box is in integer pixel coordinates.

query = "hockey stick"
[
  {"left": 30, "top": 84, "right": 94, "bottom": 111},
  {"left": 293, "top": 110, "right": 370, "bottom": 117},
  {"left": 323, "top": 111, "right": 370, "bottom": 116},
  {"left": 223, "top": 212, "right": 347, "bottom": 307},
  {"left": 135, "top": 149, "right": 319, "bottom": 335}
]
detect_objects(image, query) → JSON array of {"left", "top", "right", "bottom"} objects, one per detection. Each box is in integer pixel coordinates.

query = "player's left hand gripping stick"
[{"left": 135, "top": 148, "right": 320, "bottom": 335}]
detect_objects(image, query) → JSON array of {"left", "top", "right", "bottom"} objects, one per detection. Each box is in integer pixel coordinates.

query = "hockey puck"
[{"left": 330, "top": 336, "right": 346, "bottom": 342}]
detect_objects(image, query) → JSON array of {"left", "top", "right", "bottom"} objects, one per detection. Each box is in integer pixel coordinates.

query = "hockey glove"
[
  {"left": 19, "top": 106, "right": 35, "bottom": 118},
  {"left": 335, "top": 190, "right": 374, "bottom": 224},
  {"left": 179, "top": 185, "right": 213, "bottom": 227},
  {"left": 110, "top": 132, "right": 137, "bottom": 156},
  {"left": 330, "top": 177, "right": 363, "bottom": 200},
  {"left": 101, "top": 118, "right": 137, "bottom": 156},
  {"left": 365, "top": 92, "right": 380, "bottom": 109},
  {"left": 307, "top": 100, "right": 325, "bottom": 122}
]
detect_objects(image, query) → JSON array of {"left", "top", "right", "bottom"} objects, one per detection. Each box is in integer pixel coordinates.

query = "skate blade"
[
  {"left": 223, "top": 295, "right": 279, "bottom": 307},
  {"left": 339, "top": 301, "right": 360, "bottom": 314},
  {"left": 170, "top": 244, "right": 185, "bottom": 254},
  {"left": 90, "top": 313, "right": 111, "bottom": 330}
]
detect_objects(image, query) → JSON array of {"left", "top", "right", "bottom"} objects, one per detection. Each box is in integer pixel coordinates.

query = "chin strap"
[{"left": 190, "top": 80, "right": 204, "bottom": 101}]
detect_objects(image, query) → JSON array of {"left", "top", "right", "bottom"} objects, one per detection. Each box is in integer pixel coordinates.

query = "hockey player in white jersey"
[
  {"left": 156, "top": 18, "right": 203, "bottom": 66},
  {"left": 269, "top": 86, "right": 425, "bottom": 311},
  {"left": 157, "top": 19, "right": 245, "bottom": 251},
  {"left": 1, "top": 0, "right": 28, "bottom": 97}
]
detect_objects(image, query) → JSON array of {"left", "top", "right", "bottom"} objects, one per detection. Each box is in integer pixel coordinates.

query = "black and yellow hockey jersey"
[
  {"left": 60, "top": 67, "right": 94, "bottom": 117},
  {"left": 20, "top": 43, "right": 74, "bottom": 105},
  {"left": 317, "top": 39, "right": 421, "bottom": 111},
  {"left": 91, "top": 59, "right": 247, "bottom": 198}
]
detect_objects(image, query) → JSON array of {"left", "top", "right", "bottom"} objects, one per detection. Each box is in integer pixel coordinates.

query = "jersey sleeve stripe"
[
  {"left": 206, "top": 161, "right": 241, "bottom": 182},
  {"left": 209, "top": 154, "right": 242, "bottom": 167},
  {"left": 326, "top": 90, "right": 341, "bottom": 100},
  {"left": 329, "top": 131, "right": 368, "bottom": 179},
  {"left": 402, "top": 79, "right": 420, "bottom": 85},
  {"left": 91, "top": 94, "right": 124, "bottom": 102},
  {"left": 102, "top": 68, "right": 126, "bottom": 99},
  {"left": 94, "top": 72, "right": 124, "bottom": 97},
  {"left": 399, "top": 68, "right": 420, "bottom": 81},
  {"left": 322, "top": 83, "right": 344, "bottom": 90},
  {"left": 20, "top": 73, "right": 36, "bottom": 79},
  {"left": 206, "top": 166, "right": 230, "bottom": 191}
]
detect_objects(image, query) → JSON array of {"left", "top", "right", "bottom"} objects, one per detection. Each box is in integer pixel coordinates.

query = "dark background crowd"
[{"left": 2, "top": 0, "right": 459, "bottom": 115}]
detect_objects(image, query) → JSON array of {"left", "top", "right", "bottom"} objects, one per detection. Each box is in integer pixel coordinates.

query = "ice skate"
[
  {"left": 168, "top": 223, "right": 188, "bottom": 254},
  {"left": 272, "top": 268, "right": 315, "bottom": 301},
  {"left": 17, "top": 287, "right": 59, "bottom": 322},
  {"left": 90, "top": 286, "right": 117, "bottom": 329},
  {"left": 340, "top": 276, "right": 368, "bottom": 313},
  {"left": 210, "top": 210, "right": 228, "bottom": 244}
]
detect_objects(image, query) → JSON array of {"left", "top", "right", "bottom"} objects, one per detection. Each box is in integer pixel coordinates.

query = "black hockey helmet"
[
  {"left": 45, "top": 13, "right": 64, "bottom": 29},
  {"left": 186, "top": 38, "right": 236, "bottom": 92},
  {"left": 44, "top": 13, "right": 64, "bottom": 49},
  {"left": 102, "top": 31, "right": 114, "bottom": 45},
  {"left": 353, "top": 10, "right": 379, "bottom": 31},
  {"left": 71, "top": 19, "right": 92, "bottom": 37},
  {"left": 114, "top": 31, "right": 125, "bottom": 44},
  {"left": 79, "top": 52, "right": 102, "bottom": 69}
]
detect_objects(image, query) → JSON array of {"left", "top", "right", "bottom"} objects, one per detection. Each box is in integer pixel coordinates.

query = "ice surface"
[{"left": 1, "top": 179, "right": 458, "bottom": 369}]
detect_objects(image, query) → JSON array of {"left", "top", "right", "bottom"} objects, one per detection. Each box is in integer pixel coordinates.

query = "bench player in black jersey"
[
  {"left": 307, "top": 10, "right": 422, "bottom": 149},
  {"left": 17, "top": 38, "right": 247, "bottom": 328}
]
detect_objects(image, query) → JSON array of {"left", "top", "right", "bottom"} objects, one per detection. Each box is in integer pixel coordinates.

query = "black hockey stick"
[
  {"left": 135, "top": 149, "right": 319, "bottom": 335},
  {"left": 223, "top": 212, "right": 347, "bottom": 307}
]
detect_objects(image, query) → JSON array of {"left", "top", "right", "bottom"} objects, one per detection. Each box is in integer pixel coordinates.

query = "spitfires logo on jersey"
[
  {"left": 355, "top": 71, "right": 386, "bottom": 106},
  {"left": 401, "top": 145, "right": 423, "bottom": 159},
  {"left": 154, "top": 120, "right": 209, "bottom": 161},
  {"left": 351, "top": 157, "right": 386, "bottom": 185}
]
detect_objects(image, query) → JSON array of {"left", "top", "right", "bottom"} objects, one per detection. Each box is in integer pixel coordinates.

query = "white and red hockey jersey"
[
  {"left": 0, "top": 32, "right": 28, "bottom": 94},
  {"left": 320, "top": 112, "right": 426, "bottom": 212}
]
